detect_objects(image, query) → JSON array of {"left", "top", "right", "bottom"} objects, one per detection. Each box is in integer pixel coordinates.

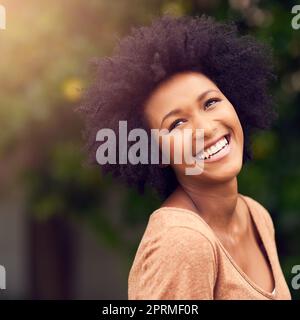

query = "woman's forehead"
[{"left": 144, "top": 72, "right": 219, "bottom": 114}]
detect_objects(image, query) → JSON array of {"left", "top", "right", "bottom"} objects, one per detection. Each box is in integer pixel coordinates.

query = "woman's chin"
[
  {"left": 205, "top": 161, "right": 243, "bottom": 181},
  {"left": 188, "top": 158, "right": 243, "bottom": 182},
  {"left": 171, "top": 154, "right": 243, "bottom": 182}
]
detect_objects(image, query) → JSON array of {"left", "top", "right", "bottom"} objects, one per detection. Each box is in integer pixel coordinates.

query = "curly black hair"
[{"left": 78, "top": 14, "right": 278, "bottom": 201}]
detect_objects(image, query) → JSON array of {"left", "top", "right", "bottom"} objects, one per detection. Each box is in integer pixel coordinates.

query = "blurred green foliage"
[{"left": 0, "top": 0, "right": 299, "bottom": 299}]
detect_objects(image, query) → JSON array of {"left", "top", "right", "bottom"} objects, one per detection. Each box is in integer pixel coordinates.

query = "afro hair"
[{"left": 78, "top": 14, "right": 278, "bottom": 201}]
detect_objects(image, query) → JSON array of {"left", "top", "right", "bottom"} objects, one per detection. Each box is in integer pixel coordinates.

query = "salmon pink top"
[{"left": 128, "top": 194, "right": 291, "bottom": 300}]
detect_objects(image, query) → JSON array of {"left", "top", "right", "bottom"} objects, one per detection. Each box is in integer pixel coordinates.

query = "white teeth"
[
  {"left": 219, "top": 140, "right": 225, "bottom": 148},
  {"left": 211, "top": 146, "right": 217, "bottom": 153},
  {"left": 195, "top": 136, "right": 229, "bottom": 160}
]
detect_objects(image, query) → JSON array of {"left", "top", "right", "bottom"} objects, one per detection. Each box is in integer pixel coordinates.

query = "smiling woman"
[
  {"left": 143, "top": 71, "right": 244, "bottom": 183},
  {"left": 78, "top": 14, "right": 291, "bottom": 300}
]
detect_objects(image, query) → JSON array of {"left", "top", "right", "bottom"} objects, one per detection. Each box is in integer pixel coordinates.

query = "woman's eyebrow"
[{"left": 160, "top": 89, "right": 219, "bottom": 128}]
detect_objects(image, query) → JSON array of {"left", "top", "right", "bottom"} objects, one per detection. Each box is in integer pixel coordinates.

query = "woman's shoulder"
[
  {"left": 128, "top": 211, "right": 218, "bottom": 299},
  {"left": 148, "top": 205, "right": 219, "bottom": 247},
  {"left": 130, "top": 205, "right": 219, "bottom": 269},
  {"left": 154, "top": 221, "right": 217, "bottom": 261},
  {"left": 148, "top": 187, "right": 218, "bottom": 243},
  {"left": 128, "top": 210, "right": 218, "bottom": 295}
]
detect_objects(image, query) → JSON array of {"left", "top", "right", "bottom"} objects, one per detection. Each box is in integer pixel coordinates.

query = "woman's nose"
[{"left": 191, "top": 113, "right": 217, "bottom": 142}]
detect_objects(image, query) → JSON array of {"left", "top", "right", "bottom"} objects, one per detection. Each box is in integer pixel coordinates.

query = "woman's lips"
[{"left": 195, "top": 134, "right": 231, "bottom": 163}]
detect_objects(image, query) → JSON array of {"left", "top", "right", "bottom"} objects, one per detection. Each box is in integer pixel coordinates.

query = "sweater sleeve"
[{"left": 128, "top": 226, "right": 217, "bottom": 300}]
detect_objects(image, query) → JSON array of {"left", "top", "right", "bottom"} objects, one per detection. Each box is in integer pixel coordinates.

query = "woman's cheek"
[{"left": 170, "top": 129, "right": 195, "bottom": 166}]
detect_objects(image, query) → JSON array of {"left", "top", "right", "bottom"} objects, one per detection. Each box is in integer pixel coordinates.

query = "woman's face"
[{"left": 143, "top": 71, "right": 244, "bottom": 186}]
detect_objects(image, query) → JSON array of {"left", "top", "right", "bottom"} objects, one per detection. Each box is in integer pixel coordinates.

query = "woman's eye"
[
  {"left": 204, "top": 98, "right": 220, "bottom": 109},
  {"left": 169, "top": 119, "right": 185, "bottom": 131}
]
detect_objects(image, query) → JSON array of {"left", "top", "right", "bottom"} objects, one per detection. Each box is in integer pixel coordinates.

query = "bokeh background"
[{"left": 0, "top": 0, "right": 299, "bottom": 299}]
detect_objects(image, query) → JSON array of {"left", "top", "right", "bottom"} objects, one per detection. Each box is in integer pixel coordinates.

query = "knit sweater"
[{"left": 128, "top": 194, "right": 291, "bottom": 300}]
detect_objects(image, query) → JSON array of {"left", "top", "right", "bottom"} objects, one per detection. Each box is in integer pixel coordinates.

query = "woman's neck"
[{"left": 174, "top": 177, "right": 243, "bottom": 234}]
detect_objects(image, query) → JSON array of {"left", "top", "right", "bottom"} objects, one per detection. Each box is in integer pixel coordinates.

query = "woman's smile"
[{"left": 194, "top": 133, "right": 232, "bottom": 163}]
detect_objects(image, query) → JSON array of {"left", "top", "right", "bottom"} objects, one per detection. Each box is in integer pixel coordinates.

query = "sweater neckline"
[{"left": 152, "top": 193, "right": 277, "bottom": 300}]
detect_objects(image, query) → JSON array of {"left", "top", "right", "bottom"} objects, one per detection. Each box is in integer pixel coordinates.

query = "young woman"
[{"left": 79, "top": 14, "right": 291, "bottom": 300}]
